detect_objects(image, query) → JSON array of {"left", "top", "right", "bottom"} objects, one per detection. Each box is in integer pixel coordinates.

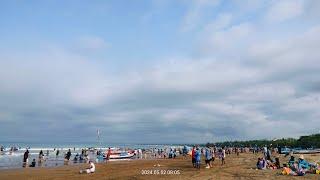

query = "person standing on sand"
[
  {"left": 106, "top": 147, "right": 111, "bottom": 162},
  {"left": 191, "top": 146, "right": 196, "bottom": 168},
  {"left": 195, "top": 147, "right": 201, "bottom": 169},
  {"left": 220, "top": 147, "right": 226, "bottom": 166},
  {"left": 266, "top": 147, "right": 272, "bottom": 161},
  {"left": 182, "top": 146, "right": 187, "bottom": 158},
  {"left": 211, "top": 147, "right": 215, "bottom": 165},
  {"left": 263, "top": 146, "right": 267, "bottom": 159},
  {"left": 205, "top": 146, "right": 212, "bottom": 169},
  {"left": 138, "top": 149, "right": 142, "bottom": 159}
]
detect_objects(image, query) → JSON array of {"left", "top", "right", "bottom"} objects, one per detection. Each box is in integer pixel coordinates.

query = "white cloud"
[
  {"left": 282, "top": 93, "right": 320, "bottom": 113},
  {"left": 145, "top": 58, "right": 260, "bottom": 92},
  {"left": 232, "top": 0, "right": 268, "bottom": 12},
  {"left": 248, "top": 25, "right": 320, "bottom": 74},
  {"left": 227, "top": 83, "right": 296, "bottom": 102},
  {"left": 200, "top": 22, "right": 254, "bottom": 55},
  {"left": 265, "top": 0, "right": 304, "bottom": 23},
  {"left": 0, "top": 48, "right": 112, "bottom": 107},
  {"left": 1, "top": 1, "right": 320, "bottom": 143},
  {"left": 76, "top": 36, "right": 110, "bottom": 51},
  {"left": 181, "top": 0, "right": 221, "bottom": 31},
  {"left": 204, "top": 13, "right": 233, "bottom": 31}
]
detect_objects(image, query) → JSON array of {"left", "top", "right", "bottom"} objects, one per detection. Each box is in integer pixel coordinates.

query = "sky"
[{"left": 0, "top": 0, "right": 320, "bottom": 144}]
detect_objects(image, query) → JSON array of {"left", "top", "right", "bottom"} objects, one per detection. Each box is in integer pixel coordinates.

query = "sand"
[{"left": 0, "top": 153, "right": 319, "bottom": 180}]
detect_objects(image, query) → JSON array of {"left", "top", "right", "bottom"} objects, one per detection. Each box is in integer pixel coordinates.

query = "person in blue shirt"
[
  {"left": 195, "top": 148, "right": 201, "bottom": 169},
  {"left": 182, "top": 146, "right": 187, "bottom": 158},
  {"left": 298, "top": 155, "right": 309, "bottom": 170}
]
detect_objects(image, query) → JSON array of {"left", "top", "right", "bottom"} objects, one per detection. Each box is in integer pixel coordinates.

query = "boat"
[
  {"left": 293, "top": 148, "right": 320, "bottom": 154},
  {"left": 280, "top": 147, "right": 320, "bottom": 154},
  {"left": 104, "top": 148, "right": 135, "bottom": 159},
  {"left": 280, "top": 147, "right": 291, "bottom": 154}
]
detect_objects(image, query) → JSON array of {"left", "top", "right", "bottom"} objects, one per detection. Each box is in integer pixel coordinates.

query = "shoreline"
[{"left": 0, "top": 153, "right": 319, "bottom": 179}]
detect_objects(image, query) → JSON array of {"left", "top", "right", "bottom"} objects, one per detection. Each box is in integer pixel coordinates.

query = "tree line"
[{"left": 204, "top": 134, "right": 320, "bottom": 148}]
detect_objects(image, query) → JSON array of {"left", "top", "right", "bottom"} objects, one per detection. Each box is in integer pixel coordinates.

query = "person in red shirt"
[{"left": 191, "top": 146, "right": 196, "bottom": 168}]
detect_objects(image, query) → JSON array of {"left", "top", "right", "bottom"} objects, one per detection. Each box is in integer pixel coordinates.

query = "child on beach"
[
  {"left": 29, "top": 159, "right": 36, "bottom": 167},
  {"left": 79, "top": 160, "right": 95, "bottom": 174}
]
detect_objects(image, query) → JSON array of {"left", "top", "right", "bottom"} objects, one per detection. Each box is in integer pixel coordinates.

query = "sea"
[{"left": 0, "top": 142, "right": 183, "bottom": 170}]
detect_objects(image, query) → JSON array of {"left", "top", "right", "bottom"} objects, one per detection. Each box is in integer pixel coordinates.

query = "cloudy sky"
[{"left": 1, "top": 0, "right": 320, "bottom": 144}]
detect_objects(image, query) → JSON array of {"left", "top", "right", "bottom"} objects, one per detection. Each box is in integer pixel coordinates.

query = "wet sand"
[{"left": 0, "top": 153, "right": 319, "bottom": 180}]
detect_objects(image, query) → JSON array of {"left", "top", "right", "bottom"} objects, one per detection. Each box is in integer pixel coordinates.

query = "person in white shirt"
[
  {"left": 138, "top": 149, "right": 142, "bottom": 159},
  {"left": 220, "top": 148, "right": 226, "bottom": 165},
  {"left": 80, "top": 160, "right": 95, "bottom": 174}
]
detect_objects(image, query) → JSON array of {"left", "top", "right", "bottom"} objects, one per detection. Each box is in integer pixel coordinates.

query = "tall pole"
[{"left": 97, "top": 129, "right": 101, "bottom": 148}]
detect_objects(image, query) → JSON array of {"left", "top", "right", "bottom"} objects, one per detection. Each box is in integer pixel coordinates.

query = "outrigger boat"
[
  {"left": 104, "top": 148, "right": 135, "bottom": 159},
  {"left": 95, "top": 129, "right": 135, "bottom": 159},
  {"left": 293, "top": 148, "right": 320, "bottom": 154},
  {"left": 280, "top": 147, "right": 320, "bottom": 154}
]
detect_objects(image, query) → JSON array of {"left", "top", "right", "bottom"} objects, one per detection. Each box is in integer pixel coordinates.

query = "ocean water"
[{"left": 0, "top": 142, "right": 182, "bottom": 170}]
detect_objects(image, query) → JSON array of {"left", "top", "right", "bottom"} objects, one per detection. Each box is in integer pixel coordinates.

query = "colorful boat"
[{"left": 104, "top": 148, "right": 135, "bottom": 159}]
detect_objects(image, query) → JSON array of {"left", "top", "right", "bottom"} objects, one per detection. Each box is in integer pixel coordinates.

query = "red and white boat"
[{"left": 104, "top": 148, "right": 135, "bottom": 159}]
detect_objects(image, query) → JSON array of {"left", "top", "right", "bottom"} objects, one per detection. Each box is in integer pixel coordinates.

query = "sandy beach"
[{"left": 0, "top": 153, "right": 319, "bottom": 180}]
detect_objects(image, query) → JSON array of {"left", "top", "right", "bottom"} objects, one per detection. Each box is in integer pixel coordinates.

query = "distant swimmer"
[
  {"left": 74, "top": 153, "right": 79, "bottom": 162},
  {"left": 65, "top": 149, "right": 72, "bottom": 161},
  {"left": 56, "top": 149, "right": 60, "bottom": 158}
]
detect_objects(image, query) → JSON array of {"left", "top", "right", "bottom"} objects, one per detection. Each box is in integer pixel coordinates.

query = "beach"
[{"left": 1, "top": 153, "right": 319, "bottom": 180}]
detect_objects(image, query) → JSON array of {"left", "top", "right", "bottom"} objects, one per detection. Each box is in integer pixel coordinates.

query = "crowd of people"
[
  {"left": 15, "top": 144, "right": 320, "bottom": 177},
  {"left": 282, "top": 154, "right": 320, "bottom": 176},
  {"left": 256, "top": 145, "right": 281, "bottom": 170},
  {"left": 191, "top": 145, "right": 227, "bottom": 169},
  {"left": 0, "top": 145, "right": 20, "bottom": 155},
  {"left": 253, "top": 145, "right": 320, "bottom": 176},
  {"left": 148, "top": 147, "right": 179, "bottom": 159},
  {"left": 20, "top": 147, "right": 98, "bottom": 174},
  {"left": 21, "top": 148, "right": 87, "bottom": 168}
]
